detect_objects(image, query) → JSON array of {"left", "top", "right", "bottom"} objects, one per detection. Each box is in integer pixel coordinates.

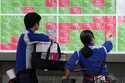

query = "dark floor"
[{"left": 0, "top": 62, "right": 125, "bottom": 83}]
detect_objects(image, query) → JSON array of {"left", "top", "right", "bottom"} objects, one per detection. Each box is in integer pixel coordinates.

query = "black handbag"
[{"left": 31, "top": 41, "right": 66, "bottom": 70}]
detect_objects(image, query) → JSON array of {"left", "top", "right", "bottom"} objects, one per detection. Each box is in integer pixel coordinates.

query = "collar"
[
  {"left": 88, "top": 43, "right": 96, "bottom": 49},
  {"left": 28, "top": 29, "right": 34, "bottom": 33}
]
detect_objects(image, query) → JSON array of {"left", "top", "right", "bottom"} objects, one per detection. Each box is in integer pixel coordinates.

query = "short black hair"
[{"left": 24, "top": 12, "right": 41, "bottom": 30}]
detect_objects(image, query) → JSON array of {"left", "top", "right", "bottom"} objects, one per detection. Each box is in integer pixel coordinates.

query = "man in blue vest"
[{"left": 16, "top": 12, "right": 50, "bottom": 83}]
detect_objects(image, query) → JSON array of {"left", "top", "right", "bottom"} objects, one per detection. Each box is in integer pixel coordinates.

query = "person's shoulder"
[
  {"left": 92, "top": 46, "right": 107, "bottom": 54},
  {"left": 95, "top": 46, "right": 107, "bottom": 56},
  {"left": 18, "top": 33, "right": 24, "bottom": 38}
]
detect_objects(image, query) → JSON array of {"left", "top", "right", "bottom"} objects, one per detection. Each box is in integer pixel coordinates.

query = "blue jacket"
[
  {"left": 65, "top": 41, "right": 113, "bottom": 76},
  {"left": 16, "top": 30, "right": 49, "bottom": 73}
]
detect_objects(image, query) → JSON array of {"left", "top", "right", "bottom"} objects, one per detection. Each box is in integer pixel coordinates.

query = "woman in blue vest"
[{"left": 63, "top": 30, "right": 113, "bottom": 83}]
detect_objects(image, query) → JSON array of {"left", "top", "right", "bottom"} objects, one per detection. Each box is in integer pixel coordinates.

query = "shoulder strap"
[
  {"left": 75, "top": 50, "right": 80, "bottom": 64},
  {"left": 46, "top": 41, "right": 53, "bottom": 60},
  {"left": 24, "top": 31, "right": 30, "bottom": 44},
  {"left": 76, "top": 50, "right": 80, "bottom": 58}
]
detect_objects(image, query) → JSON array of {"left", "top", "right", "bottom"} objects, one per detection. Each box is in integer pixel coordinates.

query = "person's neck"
[
  {"left": 88, "top": 43, "right": 94, "bottom": 46},
  {"left": 30, "top": 28, "right": 35, "bottom": 32}
]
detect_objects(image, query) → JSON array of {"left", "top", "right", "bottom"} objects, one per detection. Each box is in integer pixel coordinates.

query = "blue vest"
[
  {"left": 16, "top": 30, "right": 49, "bottom": 73},
  {"left": 66, "top": 41, "right": 113, "bottom": 75}
]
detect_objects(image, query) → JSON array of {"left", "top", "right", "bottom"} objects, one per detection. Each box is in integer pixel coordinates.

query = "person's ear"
[
  {"left": 92, "top": 38, "right": 95, "bottom": 43},
  {"left": 35, "top": 23, "right": 39, "bottom": 27}
]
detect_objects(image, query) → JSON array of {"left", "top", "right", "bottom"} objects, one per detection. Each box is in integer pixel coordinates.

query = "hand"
[
  {"left": 62, "top": 68, "right": 70, "bottom": 80},
  {"left": 62, "top": 76, "right": 69, "bottom": 80},
  {"left": 105, "top": 31, "right": 112, "bottom": 41}
]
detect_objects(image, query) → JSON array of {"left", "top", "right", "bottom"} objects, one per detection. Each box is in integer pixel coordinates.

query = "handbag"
[{"left": 31, "top": 41, "right": 66, "bottom": 70}]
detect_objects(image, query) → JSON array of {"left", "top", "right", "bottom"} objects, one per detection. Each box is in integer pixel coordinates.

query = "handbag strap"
[
  {"left": 46, "top": 40, "right": 53, "bottom": 60},
  {"left": 46, "top": 41, "right": 61, "bottom": 60}
]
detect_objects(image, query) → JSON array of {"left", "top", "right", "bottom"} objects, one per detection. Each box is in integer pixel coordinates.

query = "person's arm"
[
  {"left": 28, "top": 33, "right": 50, "bottom": 42},
  {"left": 103, "top": 32, "right": 113, "bottom": 52},
  {"left": 63, "top": 68, "right": 71, "bottom": 79},
  {"left": 63, "top": 52, "right": 79, "bottom": 79}
]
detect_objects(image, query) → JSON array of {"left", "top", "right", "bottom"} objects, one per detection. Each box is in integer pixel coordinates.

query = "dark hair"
[
  {"left": 80, "top": 30, "right": 94, "bottom": 58},
  {"left": 24, "top": 12, "right": 41, "bottom": 30}
]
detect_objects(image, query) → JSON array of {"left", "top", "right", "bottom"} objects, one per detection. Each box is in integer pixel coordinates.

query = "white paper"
[{"left": 6, "top": 69, "right": 16, "bottom": 80}]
